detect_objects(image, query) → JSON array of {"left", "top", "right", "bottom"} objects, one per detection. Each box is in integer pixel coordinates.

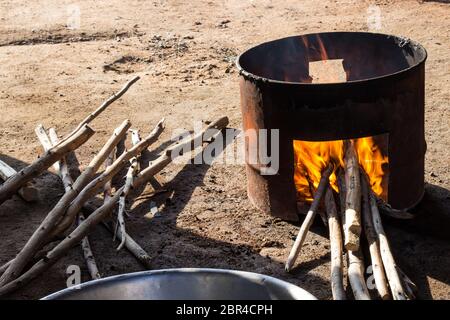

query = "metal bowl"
[{"left": 42, "top": 268, "right": 317, "bottom": 300}]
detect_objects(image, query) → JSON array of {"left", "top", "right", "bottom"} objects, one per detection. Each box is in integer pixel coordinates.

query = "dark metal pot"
[{"left": 236, "top": 32, "right": 427, "bottom": 220}]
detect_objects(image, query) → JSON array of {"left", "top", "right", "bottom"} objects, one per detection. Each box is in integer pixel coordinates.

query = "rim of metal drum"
[
  {"left": 41, "top": 268, "right": 317, "bottom": 300},
  {"left": 236, "top": 31, "right": 427, "bottom": 86}
]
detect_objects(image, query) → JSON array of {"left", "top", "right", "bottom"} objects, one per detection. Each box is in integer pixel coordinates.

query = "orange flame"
[
  {"left": 294, "top": 35, "right": 388, "bottom": 201},
  {"left": 354, "top": 137, "right": 389, "bottom": 196},
  {"left": 293, "top": 137, "right": 388, "bottom": 202},
  {"left": 316, "top": 34, "right": 329, "bottom": 61}
]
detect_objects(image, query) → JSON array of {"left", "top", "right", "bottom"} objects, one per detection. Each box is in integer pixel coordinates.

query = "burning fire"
[
  {"left": 293, "top": 35, "right": 389, "bottom": 202},
  {"left": 293, "top": 137, "right": 388, "bottom": 202}
]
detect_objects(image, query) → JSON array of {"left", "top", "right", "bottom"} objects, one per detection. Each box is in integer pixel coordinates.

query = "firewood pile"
[
  {"left": 0, "top": 75, "right": 229, "bottom": 296},
  {"left": 285, "top": 140, "right": 418, "bottom": 300}
]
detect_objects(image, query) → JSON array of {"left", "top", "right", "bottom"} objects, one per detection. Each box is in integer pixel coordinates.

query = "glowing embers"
[{"left": 293, "top": 135, "right": 389, "bottom": 202}]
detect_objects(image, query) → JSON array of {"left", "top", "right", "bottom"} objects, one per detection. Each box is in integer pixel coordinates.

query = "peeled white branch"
[
  {"left": 339, "top": 166, "right": 370, "bottom": 300},
  {"left": 361, "top": 173, "right": 390, "bottom": 300},
  {"left": 78, "top": 214, "right": 101, "bottom": 280},
  {"left": 48, "top": 128, "right": 73, "bottom": 192},
  {"left": 324, "top": 185, "right": 346, "bottom": 300},
  {"left": 324, "top": 186, "right": 347, "bottom": 300},
  {"left": 343, "top": 140, "right": 362, "bottom": 251},
  {"left": 369, "top": 189, "right": 408, "bottom": 300},
  {"left": 35, "top": 124, "right": 54, "bottom": 163},
  {"left": 285, "top": 164, "right": 333, "bottom": 272},
  {"left": 348, "top": 248, "right": 371, "bottom": 300},
  {"left": 117, "top": 129, "right": 141, "bottom": 251}
]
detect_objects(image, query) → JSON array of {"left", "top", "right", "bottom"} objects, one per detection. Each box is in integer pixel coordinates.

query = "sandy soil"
[{"left": 0, "top": 0, "right": 449, "bottom": 300}]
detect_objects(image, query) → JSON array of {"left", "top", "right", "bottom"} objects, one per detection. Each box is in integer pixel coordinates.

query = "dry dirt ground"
[{"left": 0, "top": 0, "right": 449, "bottom": 300}]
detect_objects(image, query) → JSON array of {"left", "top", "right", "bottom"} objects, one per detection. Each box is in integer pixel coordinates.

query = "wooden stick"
[
  {"left": 0, "top": 118, "right": 228, "bottom": 295},
  {"left": 0, "top": 187, "right": 123, "bottom": 297},
  {"left": 343, "top": 140, "right": 362, "bottom": 251},
  {"left": 48, "top": 128, "right": 102, "bottom": 281},
  {"left": 130, "top": 129, "right": 141, "bottom": 147},
  {"left": 51, "top": 119, "right": 165, "bottom": 237},
  {"left": 336, "top": 170, "right": 346, "bottom": 222},
  {"left": 361, "top": 173, "right": 390, "bottom": 300},
  {"left": 301, "top": 164, "right": 327, "bottom": 226},
  {"left": 116, "top": 129, "right": 141, "bottom": 251},
  {"left": 0, "top": 249, "right": 49, "bottom": 277},
  {"left": 285, "top": 164, "right": 333, "bottom": 272},
  {"left": 77, "top": 214, "right": 101, "bottom": 280},
  {"left": 103, "top": 149, "right": 116, "bottom": 239},
  {"left": 101, "top": 220, "right": 152, "bottom": 269},
  {"left": 347, "top": 248, "right": 371, "bottom": 300},
  {"left": 82, "top": 201, "right": 153, "bottom": 270},
  {"left": 133, "top": 117, "right": 229, "bottom": 187},
  {"left": 36, "top": 124, "right": 71, "bottom": 193},
  {"left": 376, "top": 197, "right": 415, "bottom": 220},
  {"left": 0, "top": 121, "right": 128, "bottom": 287},
  {"left": 397, "top": 266, "right": 417, "bottom": 300},
  {"left": 0, "top": 125, "right": 94, "bottom": 206},
  {"left": 369, "top": 189, "right": 408, "bottom": 300},
  {"left": 324, "top": 185, "right": 346, "bottom": 300},
  {"left": 48, "top": 128, "right": 74, "bottom": 192},
  {"left": 340, "top": 167, "right": 370, "bottom": 300},
  {"left": 0, "top": 260, "right": 11, "bottom": 275},
  {"left": 103, "top": 150, "right": 115, "bottom": 203},
  {"left": 63, "top": 76, "right": 140, "bottom": 141},
  {"left": 0, "top": 159, "right": 39, "bottom": 202},
  {"left": 110, "top": 133, "right": 126, "bottom": 239},
  {"left": 35, "top": 125, "right": 55, "bottom": 165}
]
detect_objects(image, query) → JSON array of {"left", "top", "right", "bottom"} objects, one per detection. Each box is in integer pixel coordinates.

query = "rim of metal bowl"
[{"left": 41, "top": 268, "right": 317, "bottom": 300}]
